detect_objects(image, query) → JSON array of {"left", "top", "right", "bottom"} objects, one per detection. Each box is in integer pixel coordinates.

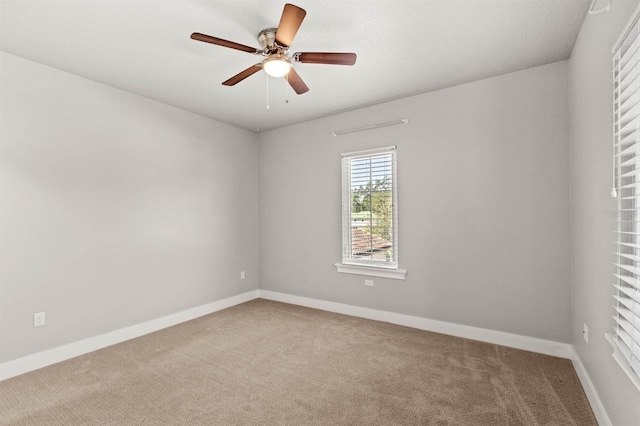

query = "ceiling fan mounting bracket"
[{"left": 258, "top": 28, "right": 286, "bottom": 55}]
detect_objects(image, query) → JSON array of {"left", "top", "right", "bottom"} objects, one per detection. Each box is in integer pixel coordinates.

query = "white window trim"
[
  {"left": 337, "top": 145, "right": 406, "bottom": 279},
  {"left": 606, "top": 333, "right": 640, "bottom": 392},
  {"left": 334, "top": 263, "right": 407, "bottom": 280}
]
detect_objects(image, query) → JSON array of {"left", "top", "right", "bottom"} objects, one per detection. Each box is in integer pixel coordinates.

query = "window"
[
  {"left": 610, "top": 8, "right": 640, "bottom": 391},
  {"left": 335, "top": 146, "right": 406, "bottom": 280}
]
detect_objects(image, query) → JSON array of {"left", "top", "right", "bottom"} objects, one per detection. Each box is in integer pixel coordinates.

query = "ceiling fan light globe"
[{"left": 263, "top": 58, "right": 292, "bottom": 78}]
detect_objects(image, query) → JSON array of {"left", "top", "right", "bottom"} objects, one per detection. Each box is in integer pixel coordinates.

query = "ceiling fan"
[{"left": 190, "top": 3, "right": 357, "bottom": 95}]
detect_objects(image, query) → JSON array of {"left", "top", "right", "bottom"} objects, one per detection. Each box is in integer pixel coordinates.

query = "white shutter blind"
[
  {"left": 612, "top": 15, "right": 640, "bottom": 385},
  {"left": 341, "top": 146, "right": 398, "bottom": 268}
]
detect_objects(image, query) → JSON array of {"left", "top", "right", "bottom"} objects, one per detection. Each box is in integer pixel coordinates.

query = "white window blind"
[
  {"left": 611, "top": 11, "right": 640, "bottom": 390},
  {"left": 340, "top": 146, "right": 398, "bottom": 269}
]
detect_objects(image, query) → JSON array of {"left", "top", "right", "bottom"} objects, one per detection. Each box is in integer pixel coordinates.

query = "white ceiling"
[{"left": 0, "top": 0, "right": 590, "bottom": 132}]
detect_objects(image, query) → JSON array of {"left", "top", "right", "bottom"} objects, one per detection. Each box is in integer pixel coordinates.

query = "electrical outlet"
[
  {"left": 583, "top": 323, "right": 589, "bottom": 344},
  {"left": 240, "top": 271, "right": 245, "bottom": 280},
  {"left": 33, "top": 312, "right": 46, "bottom": 327},
  {"left": 365, "top": 280, "right": 374, "bottom": 287}
]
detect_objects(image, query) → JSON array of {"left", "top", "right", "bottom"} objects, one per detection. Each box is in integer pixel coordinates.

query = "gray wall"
[
  {"left": 0, "top": 52, "right": 260, "bottom": 363},
  {"left": 258, "top": 61, "right": 571, "bottom": 343},
  {"left": 569, "top": 1, "right": 640, "bottom": 424}
]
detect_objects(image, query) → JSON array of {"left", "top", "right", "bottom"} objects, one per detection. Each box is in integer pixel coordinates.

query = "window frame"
[{"left": 335, "top": 146, "right": 406, "bottom": 280}]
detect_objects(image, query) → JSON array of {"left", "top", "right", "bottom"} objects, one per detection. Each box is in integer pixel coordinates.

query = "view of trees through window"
[{"left": 349, "top": 154, "right": 394, "bottom": 262}]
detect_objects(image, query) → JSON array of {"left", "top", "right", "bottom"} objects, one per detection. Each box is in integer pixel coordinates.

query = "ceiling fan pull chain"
[
  {"left": 285, "top": 74, "right": 290, "bottom": 104},
  {"left": 266, "top": 75, "right": 270, "bottom": 110}
]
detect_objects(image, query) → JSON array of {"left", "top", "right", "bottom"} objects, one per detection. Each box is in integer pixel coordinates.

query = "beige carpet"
[{"left": 0, "top": 299, "right": 596, "bottom": 425}]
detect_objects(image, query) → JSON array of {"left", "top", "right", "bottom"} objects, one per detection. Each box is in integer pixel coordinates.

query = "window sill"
[
  {"left": 605, "top": 333, "right": 640, "bottom": 393},
  {"left": 334, "top": 263, "right": 407, "bottom": 280}
]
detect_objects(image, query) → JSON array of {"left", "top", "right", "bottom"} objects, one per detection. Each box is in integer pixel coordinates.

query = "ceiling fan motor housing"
[{"left": 258, "top": 28, "right": 279, "bottom": 53}]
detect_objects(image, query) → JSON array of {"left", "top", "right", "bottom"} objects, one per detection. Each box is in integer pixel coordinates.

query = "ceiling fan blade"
[
  {"left": 295, "top": 52, "right": 357, "bottom": 66},
  {"left": 222, "top": 64, "right": 262, "bottom": 86},
  {"left": 275, "top": 3, "right": 306, "bottom": 47},
  {"left": 191, "top": 33, "right": 261, "bottom": 54},
  {"left": 286, "top": 68, "right": 309, "bottom": 94}
]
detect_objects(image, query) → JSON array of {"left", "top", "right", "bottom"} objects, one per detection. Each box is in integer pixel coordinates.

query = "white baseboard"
[
  {"left": 0, "top": 288, "right": 575, "bottom": 381},
  {"left": 2, "top": 288, "right": 606, "bottom": 422},
  {"left": 571, "top": 346, "right": 611, "bottom": 426},
  {"left": 257, "top": 290, "right": 573, "bottom": 359},
  {"left": 0, "top": 290, "right": 259, "bottom": 381}
]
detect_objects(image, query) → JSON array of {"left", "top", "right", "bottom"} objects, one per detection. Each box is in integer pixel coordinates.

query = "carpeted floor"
[{"left": 0, "top": 299, "right": 596, "bottom": 425}]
